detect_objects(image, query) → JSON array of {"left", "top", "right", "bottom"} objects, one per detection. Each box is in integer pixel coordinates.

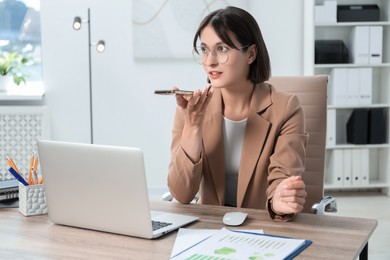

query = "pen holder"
[{"left": 18, "top": 183, "right": 48, "bottom": 216}]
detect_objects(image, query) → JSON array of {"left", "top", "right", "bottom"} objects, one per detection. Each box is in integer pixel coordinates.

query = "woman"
[{"left": 167, "top": 6, "right": 308, "bottom": 221}]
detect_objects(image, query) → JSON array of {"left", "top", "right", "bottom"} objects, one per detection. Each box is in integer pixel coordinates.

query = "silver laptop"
[{"left": 37, "top": 140, "right": 198, "bottom": 239}]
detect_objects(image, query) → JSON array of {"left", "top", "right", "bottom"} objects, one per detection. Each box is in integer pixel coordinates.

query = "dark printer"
[
  {"left": 315, "top": 40, "right": 349, "bottom": 64},
  {"left": 337, "top": 4, "right": 380, "bottom": 22}
]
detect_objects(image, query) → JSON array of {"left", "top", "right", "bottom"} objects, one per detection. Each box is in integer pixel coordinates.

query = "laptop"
[{"left": 37, "top": 140, "right": 198, "bottom": 239}]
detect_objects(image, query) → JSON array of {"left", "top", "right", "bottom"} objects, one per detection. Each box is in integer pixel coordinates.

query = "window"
[{"left": 0, "top": 0, "right": 41, "bottom": 82}]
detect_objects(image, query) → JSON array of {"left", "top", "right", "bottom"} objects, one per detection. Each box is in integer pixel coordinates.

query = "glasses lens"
[
  {"left": 192, "top": 47, "right": 229, "bottom": 64},
  {"left": 217, "top": 51, "right": 228, "bottom": 64},
  {"left": 192, "top": 48, "right": 204, "bottom": 64}
]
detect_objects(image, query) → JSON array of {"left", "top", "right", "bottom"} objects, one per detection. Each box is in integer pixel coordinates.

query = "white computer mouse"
[{"left": 222, "top": 211, "right": 248, "bottom": 226}]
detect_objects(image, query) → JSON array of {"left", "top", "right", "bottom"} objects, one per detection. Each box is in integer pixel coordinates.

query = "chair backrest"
[{"left": 267, "top": 75, "right": 328, "bottom": 213}]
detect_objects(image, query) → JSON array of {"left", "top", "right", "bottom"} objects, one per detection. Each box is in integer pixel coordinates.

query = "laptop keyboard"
[{"left": 152, "top": 220, "right": 172, "bottom": 231}]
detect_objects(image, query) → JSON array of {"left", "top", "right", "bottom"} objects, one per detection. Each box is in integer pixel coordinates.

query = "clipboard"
[
  {"left": 171, "top": 228, "right": 312, "bottom": 259},
  {"left": 232, "top": 230, "right": 312, "bottom": 260}
]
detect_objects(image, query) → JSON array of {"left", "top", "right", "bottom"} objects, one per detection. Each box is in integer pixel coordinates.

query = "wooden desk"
[{"left": 0, "top": 201, "right": 377, "bottom": 259}]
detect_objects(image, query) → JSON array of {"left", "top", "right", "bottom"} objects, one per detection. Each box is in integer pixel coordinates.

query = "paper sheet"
[
  {"left": 170, "top": 228, "right": 263, "bottom": 258},
  {"left": 171, "top": 228, "right": 306, "bottom": 259}
]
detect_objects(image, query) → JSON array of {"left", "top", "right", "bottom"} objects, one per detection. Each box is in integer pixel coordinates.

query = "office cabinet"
[{"left": 305, "top": 0, "right": 390, "bottom": 194}]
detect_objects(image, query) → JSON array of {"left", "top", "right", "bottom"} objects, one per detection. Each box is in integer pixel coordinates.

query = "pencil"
[
  {"left": 32, "top": 157, "right": 39, "bottom": 184},
  {"left": 6, "top": 154, "right": 20, "bottom": 174},
  {"left": 28, "top": 153, "right": 35, "bottom": 185}
]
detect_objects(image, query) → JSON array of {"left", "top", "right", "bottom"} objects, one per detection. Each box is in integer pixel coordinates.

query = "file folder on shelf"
[
  {"left": 349, "top": 26, "right": 370, "bottom": 64},
  {"left": 346, "top": 68, "right": 360, "bottom": 105},
  {"left": 329, "top": 68, "right": 372, "bottom": 106},
  {"left": 360, "top": 149, "right": 370, "bottom": 186},
  {"left": 315, "top": 0, "right": 337, "bottom": 23},
  {"left": 329, "top": 68, "right": 348, "bottom": 105},
  {"left": 369, "top": 108, "right": 387, "bottom": 144},
  {"left": 327, "top": 149, "right": 344, "bottom": 186},
  {"left": 343, "top": 149, "right": 352, "bottom": 187},
  {"left": 369, "top": 26, "right": 383, "bottom": 64},
  {"left": 327, "top": 109, "right": 336, "bottom": 147},
  {"left": 352, "top": 149, "right": 362, "bottom": 186},
  {"left": 359, "top": 68, "right": 372, "bottom": 105},
  {"left": 347, "top": 109, "right": 369, "bottom": 144}
]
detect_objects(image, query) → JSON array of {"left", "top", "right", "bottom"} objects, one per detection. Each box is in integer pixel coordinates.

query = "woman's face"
[{"left": 199, "top": 25, "right": 253, "bottom": 89}]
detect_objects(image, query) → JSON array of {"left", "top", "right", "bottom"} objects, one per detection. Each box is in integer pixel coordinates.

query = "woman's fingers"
[
  {"left": 272, "top": 176, "right": 307, "bottom": 214},
  {"left": 187, "top": 87, "right": 210, "bottom": 110}
]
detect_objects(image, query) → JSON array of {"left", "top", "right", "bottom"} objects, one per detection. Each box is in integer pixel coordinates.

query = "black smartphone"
[{"left": 154, "top": 89, "right": 194, "bottom": 95}]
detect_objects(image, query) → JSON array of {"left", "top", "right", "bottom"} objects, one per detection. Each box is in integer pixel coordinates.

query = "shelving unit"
[{"left": 305, "top": 0, "right": 390, "bottom": 194}]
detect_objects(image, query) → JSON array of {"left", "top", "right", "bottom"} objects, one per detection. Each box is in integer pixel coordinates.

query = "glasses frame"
[{"left": 192, "top": 44, "right": 251, "bottom": 65}]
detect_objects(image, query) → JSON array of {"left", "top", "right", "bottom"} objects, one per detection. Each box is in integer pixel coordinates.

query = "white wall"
[
  {"left": 250, "top": 1, "right": 304, "bottom": 76},
  {"left": 41, "top": 0, "right": 305, "bottom": 193}
]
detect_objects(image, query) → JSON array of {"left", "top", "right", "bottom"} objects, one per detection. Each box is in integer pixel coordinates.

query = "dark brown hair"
[{"left": 193, "top": 6, "right": 271, "bottom": 83}]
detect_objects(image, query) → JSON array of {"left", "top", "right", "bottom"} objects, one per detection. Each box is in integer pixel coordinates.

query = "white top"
[{"left": 223, "top": 116, "right": 247, "bottom": 207}]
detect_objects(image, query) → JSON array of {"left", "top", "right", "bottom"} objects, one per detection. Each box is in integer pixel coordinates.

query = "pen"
[{"left": 8, "top": 167, "right": 29, "bottom": 186}]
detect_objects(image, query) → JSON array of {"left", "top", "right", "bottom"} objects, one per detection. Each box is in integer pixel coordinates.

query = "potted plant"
[{"left": 0, "top": 51, "right": 29, "bottom": 91}]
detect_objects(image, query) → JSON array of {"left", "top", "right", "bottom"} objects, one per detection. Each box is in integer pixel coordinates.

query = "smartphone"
[{"left": 154, "top": 89, "right": 194, "bottom": 95}]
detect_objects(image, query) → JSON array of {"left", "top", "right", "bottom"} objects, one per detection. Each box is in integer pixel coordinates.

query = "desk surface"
[{"left": 0, "top": 200, "right": 377, "bottom": 259}]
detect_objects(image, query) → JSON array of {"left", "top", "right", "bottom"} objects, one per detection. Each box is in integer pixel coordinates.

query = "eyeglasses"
[{"left": 192, "top": 44, "right": 251, "bottom": 65}]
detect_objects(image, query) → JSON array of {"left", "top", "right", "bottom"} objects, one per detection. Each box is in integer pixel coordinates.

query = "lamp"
[
  {"left": 94, "top": 40, "right": 105, "bottom": 53},
  {"left": 72, "top": 17, "right": 82, "bottom": 30},
  {"left": 72, "top": 9, "right": 106, "bottom": 143}
]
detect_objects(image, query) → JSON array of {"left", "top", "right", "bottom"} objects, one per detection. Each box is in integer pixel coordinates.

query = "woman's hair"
[{"left": 193, "top": 6, "right": 271, "bottom": 83}]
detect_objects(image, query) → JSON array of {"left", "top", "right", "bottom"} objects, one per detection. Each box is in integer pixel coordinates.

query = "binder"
[
  {"left": 352, "top": 149, "right": 362, "bottom": 186},
  {"left": 346, "top": 68, "right": 360, "bottom": 105},
  {"left": 327, "top": 109, "right": 336, "bottom": 147},
  {"left": 343, "top": 149, "right": 352, "bottom": 187},
  {"left": 327, "top": 149, "right": 343, "bottom": 186},
  {"left": 350, "top": 26, "right": 369, "bottom": 64},
  {"left": 347, "top": 109, "right": 369, "bottom": 144},
  {"left": 369, "top": 108, "right": 387, "bottom": 144},
  {"left": 369, "top": 26, "right": 383, "bottom": 64},
  {"left": 315, "top": 0, "right": 337, "bottom": 23},
  {"left": 329, "top": 68, "right": 347, "bottom": 105},
  {"left": 360, "top": 149, "right": 370, "bottom": 185},
  {"left": 359, "top": 68, "right": 372, "bottom": 105}
]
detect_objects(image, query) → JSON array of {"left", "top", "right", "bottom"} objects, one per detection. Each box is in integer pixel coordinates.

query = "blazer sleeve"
[
  {"left": 167, "top": 106, "right": 203, "bottom": 204},
  {"left": 266, "top": 94, "right": 309, "bottom": 221}
]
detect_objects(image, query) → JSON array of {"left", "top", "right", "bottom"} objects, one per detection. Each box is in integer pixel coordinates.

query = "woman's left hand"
[{"left": 271, "top": 176, "right": 307, "bottom": 214}]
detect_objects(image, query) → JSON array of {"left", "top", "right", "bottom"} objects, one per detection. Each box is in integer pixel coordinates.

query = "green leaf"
[{"left": 0, "top": 50, "right": 30, "bottom": 85}]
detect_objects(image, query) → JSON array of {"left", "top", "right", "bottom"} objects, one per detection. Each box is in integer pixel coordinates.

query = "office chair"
[
  {"left": 268, "top": 75, "right": 336, "bottom": 214},
  {"left": 162, "top": 75, "right": 336, "bottom": 215}
]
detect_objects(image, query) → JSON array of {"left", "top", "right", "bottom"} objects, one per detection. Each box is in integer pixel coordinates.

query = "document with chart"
[{"left": 171, "top": 228, "right": 311, "bottom": 259}]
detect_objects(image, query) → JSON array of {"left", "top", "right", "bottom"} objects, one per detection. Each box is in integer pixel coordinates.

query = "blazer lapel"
[
  {"left": 237, "top": 83, "right": 272, "bottom": 207},
  {"left": 202, "top": 89, "right": 225, "bottom": 205}
]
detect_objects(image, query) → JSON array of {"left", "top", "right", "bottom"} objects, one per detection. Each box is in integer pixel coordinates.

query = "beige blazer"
[{"left": 168, "top": 82, "right": 309, "bottom": 216}]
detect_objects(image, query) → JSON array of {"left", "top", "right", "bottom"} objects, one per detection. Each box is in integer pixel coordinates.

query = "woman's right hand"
[
  {"left": 174, "top": 86, "right": 213, "bottom": 163},
  {"left": 174, "top": 86, "right": 213, "bottom": 127}
]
